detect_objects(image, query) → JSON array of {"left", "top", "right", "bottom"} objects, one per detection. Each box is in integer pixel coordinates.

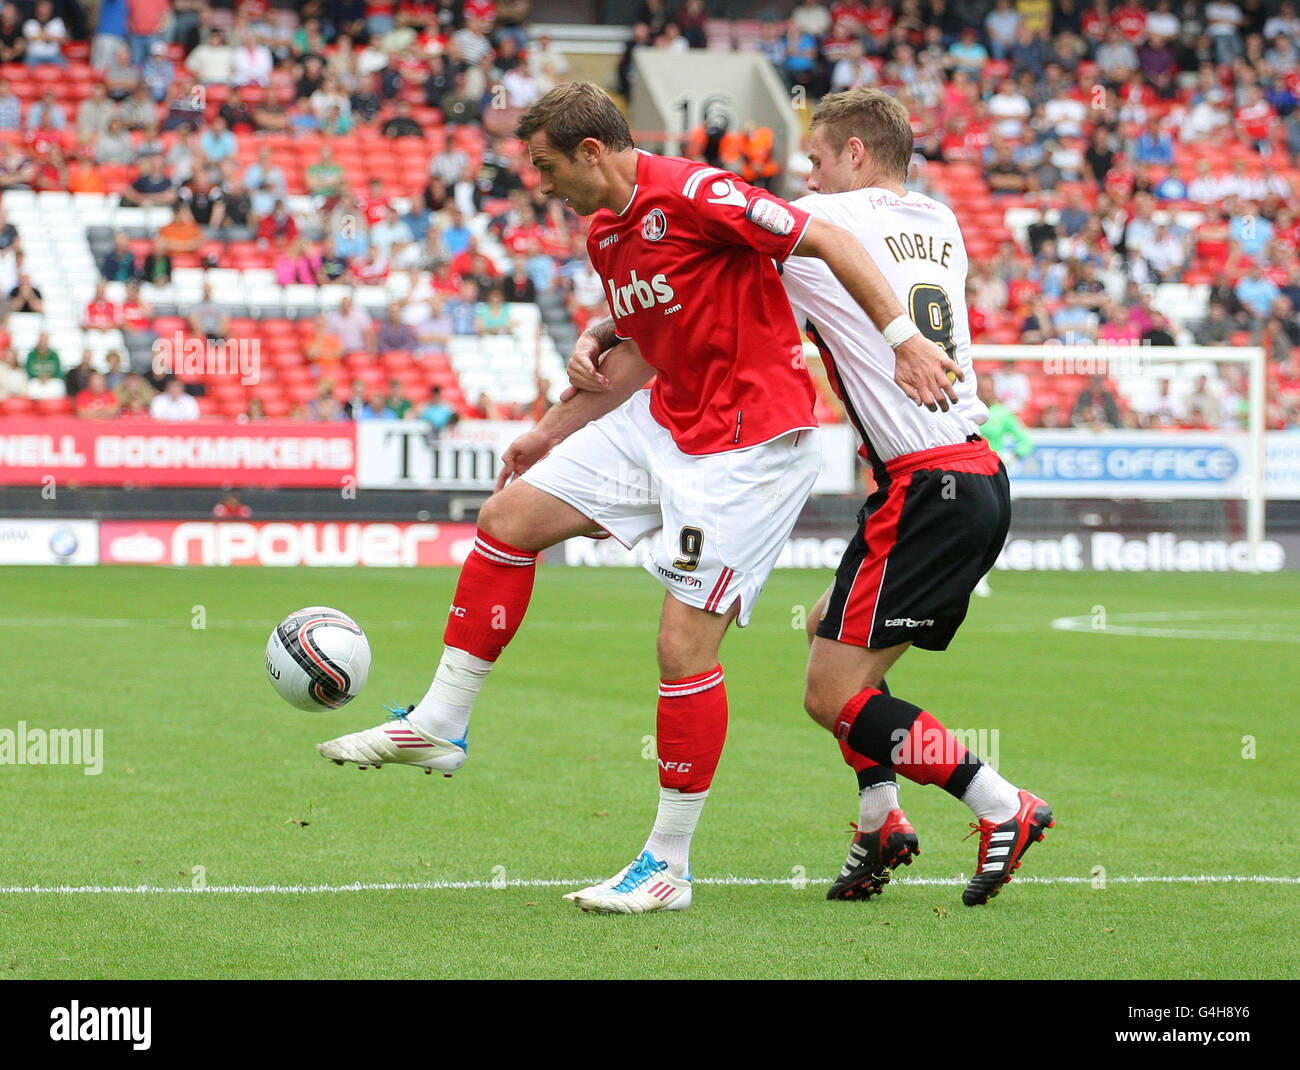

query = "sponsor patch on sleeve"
[{"left": 746, "top": 198, "right": 796, "bottom": 236}]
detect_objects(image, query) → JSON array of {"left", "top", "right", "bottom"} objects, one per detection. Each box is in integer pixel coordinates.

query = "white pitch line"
[
  {"left": 1051, "top": 610, "right": 1300, "bottom": 643},
  {"left": 0, "top": 618, "right": 643, "bottom": 631},
  {"left": 0, "top": 875, "right": 1297, "bottom": 894}
]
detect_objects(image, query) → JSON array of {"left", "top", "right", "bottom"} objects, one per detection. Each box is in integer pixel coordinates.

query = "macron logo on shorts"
[{"left": 655, "top": 564, "right": 703, "bottom": 588}]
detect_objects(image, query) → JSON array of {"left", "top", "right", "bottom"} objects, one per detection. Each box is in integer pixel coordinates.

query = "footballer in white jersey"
[
  {"left": 781, "top": 89, "right": 1053, "bottom": 909},
  {"left": 780, "top": 186, "right": 988, "bottom": 467}
]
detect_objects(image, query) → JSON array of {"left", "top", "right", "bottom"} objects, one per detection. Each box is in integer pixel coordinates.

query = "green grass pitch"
[{"left": 0, "top": 564, "right": 1296, "bottom": 979}]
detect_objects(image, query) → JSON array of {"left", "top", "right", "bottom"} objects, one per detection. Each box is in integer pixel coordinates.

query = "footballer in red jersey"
[
  {"left": 570, "top": 88, "right": 1054, "bottom": 909},
  {"left": 317, "top": 83, "right": 959, "bottom": 915},
  {"left": 581, "top": 151, "right": 818, "bottom": 454}
]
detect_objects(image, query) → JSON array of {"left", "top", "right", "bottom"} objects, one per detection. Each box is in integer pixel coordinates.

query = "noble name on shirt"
[{"left": 882, "top": 231, "right": 954, "bottom": 269}]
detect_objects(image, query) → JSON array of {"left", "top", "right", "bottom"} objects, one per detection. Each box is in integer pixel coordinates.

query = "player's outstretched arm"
[
  {"left": 495, "top": 340, "right": 655, "bottom": 490},
  {"left": 793, "top": 217, "right": 963, "bottom": 412}
]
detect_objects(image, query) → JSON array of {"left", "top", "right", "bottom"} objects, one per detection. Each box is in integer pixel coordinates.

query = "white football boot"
[
  {"left": 567, "top": 851, "right": 692, "bottom": 914},
  {"left": 317, "top": 706, "right": 467, "bottom": 776}
]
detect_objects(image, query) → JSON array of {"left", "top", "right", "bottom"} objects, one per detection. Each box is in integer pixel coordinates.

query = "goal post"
[{"left": 968, "top": 343, "right": 1269, "bottom": 572}]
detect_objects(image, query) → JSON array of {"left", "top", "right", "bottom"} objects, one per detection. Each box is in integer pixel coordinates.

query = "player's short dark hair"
[
  {"left": 811, "top": 88, "right": 913, "bottom": 183},
  {"left": 515, "top": 81, "right": 634, "bottom": 157}
]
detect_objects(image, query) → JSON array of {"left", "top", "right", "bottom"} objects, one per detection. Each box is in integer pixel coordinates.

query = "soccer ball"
[{"left": 265, "top": 607, "right": 371, "bottom": 711}]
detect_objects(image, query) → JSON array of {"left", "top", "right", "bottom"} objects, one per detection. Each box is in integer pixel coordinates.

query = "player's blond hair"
[
  {"left": 811, "top": 88, "right": 914, "bottom": 182},
  {"left": 516, "top": 81, "right": 634, "bottom": 157}
]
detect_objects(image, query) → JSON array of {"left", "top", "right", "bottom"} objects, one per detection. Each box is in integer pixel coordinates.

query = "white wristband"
[{"left": 883, "top": 316, "right": 920, "bottom": 348}]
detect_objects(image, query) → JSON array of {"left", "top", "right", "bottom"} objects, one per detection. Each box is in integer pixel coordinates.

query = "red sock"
[
  {"left": 838, "top": 738, "right": 880, "bottom": 775},
  {"left": 888, "top": 710, "right": 973, "bottom": 786},
  {"left": 656, "top": 666, "right": 728, "bottom": 793},
  {"left": 835, "top": 689, "right": 979, "bottom": 793},
  {"left": 442, "top": 529, "right": 538, "bottom": 661}
]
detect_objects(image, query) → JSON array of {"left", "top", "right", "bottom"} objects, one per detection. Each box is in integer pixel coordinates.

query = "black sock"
[
  {"left": 844, "top": 687, "right": 983, "bottom": 799},
  {"left": 854, "top": 677, "right": 898, "bottom": 793}
]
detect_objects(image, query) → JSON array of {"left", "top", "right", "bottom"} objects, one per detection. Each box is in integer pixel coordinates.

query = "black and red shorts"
[{"left": 815, "top": 437, "right": 1010, "bottom": 652}]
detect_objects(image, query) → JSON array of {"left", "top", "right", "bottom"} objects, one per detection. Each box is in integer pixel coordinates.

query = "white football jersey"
[{"left": 780, "top": 187, "right": 988, "bottom": 468}]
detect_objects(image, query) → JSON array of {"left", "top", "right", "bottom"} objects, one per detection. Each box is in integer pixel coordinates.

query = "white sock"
[
  {"left": 961, "top": 765, "right": 1021, "bottom": 823},
  {"left": 857, "top": 781, "right": 901, "bottom": 831},
  {"left": 643, "top": 787, "right": 708, "bottom": 878},
  {"left": 406, "top": 646, "right": 493, "bottom": 741}
]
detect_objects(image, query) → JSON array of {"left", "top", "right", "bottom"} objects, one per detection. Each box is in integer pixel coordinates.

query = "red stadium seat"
[
  {"left": 153, "top": 316, "right": 188, "bottom": 336},
  {"left": 380, "top": 350, "right": 415, "bottom": 372},
  {"left": 209, "top": 383, "right": 247, "bottom": 407},
  {"left": 260, "top": 318, "right": 295, "bottom": 337},
  {"left": 34, "top": 398, "right": 72, "bottom": 416},
  {"left": 268, "top": 345, "right": 304, "bottom": 367},
  {"left": 286, "top": 383, "right": 318, "bottom": 405},
  {"left": 1, "top": 396, "right": 33, "bottom": 416},
  {"left": 353, "top": 367, "right": 387, "bottom": 388},
  {"left": 279, "top": 365, "right": 314, "bottom": 387}
]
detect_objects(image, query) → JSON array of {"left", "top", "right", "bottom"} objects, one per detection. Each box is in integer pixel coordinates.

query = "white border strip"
[{"left": 0, "top": 875, "right": 1297, "bottom": 894}]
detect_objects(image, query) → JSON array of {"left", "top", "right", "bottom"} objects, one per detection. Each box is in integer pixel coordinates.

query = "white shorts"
[{"left": 521, "top": 390, "right": 821, "bottom": 626}]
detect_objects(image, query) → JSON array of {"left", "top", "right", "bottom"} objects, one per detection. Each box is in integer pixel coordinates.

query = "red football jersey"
[
  {"left": 463, "top": 0, "right": 496, "bottom": 23},
  {"left": 121, "top": 300, "right": 150, "bottom": 331},
  {"left": 830, "top": 2, "right": 870, "bottom": 30},
  {"left": 1112, "top": 5, "right": 1148, "bottom": 39},
  {"left": 586, "top": 152, "right": 817, "bottom": 455},
  {"left": 1236, "top": 102, "right": 1276, "bottom": 141},
  {"left": 360, "top": 194, "right": 391, "bottom": 226},
  {"left": 861, "top": 5, "right": 895, "bottom": 39},
  {"left": 75, "top": 389, "right": 119, "bottom": 416},
  {"left": 1081, "top": 10, "right": 1109, "bottom": 42},
  {"left": 84, "top": 299, "right": 120, "bottom": 328}
]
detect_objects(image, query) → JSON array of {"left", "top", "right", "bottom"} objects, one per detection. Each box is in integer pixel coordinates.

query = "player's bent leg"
[
  {"left": 656, "top": 589, "right": 739, "bottom": 680},
  {"left": 476, "top": 477, "right": 600, "bottom": 554},
  {"left": 804, "top": 636, "right": 920, "bottom": 900},
  {"left": 804, "top": 635, "right": 910, "bottom": 730},
  {"left": 810, "top": 636, "right": 1053, "bottom": 905},
  {"left": 806, "top": 583, "right": 903, "bottom": 833},
  {"left": 569, "top": 595, "right": 737, "bottom": 914},
  {"left": 317, "top": 482, "right": 599, "bottom": 776}
]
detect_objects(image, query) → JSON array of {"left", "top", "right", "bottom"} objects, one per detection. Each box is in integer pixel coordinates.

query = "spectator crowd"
[{"left": 0, "top": 1, "right": 1297, "bottom": 432}]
